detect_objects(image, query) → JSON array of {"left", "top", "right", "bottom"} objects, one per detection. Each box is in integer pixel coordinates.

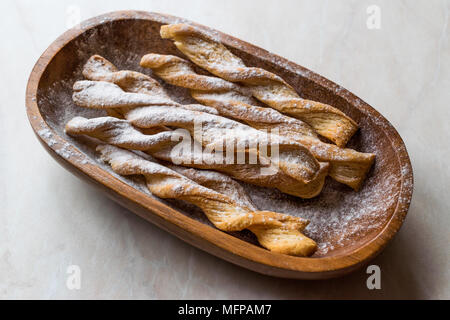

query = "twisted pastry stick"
[
  {"left": 72, "top": 80, "right": 328, "bottom": 184},
  {"left": 166, "top": 165, "right": 257, "bottom": 209},
  {"left": 81, "top": 54, "right": 218, "bottom": 115},
  {"left": 97, "top": 144, "right": 317, "bottom": 256},
  {"left": 141, "top": 54, "right": 375, "bottom": 190},
  {"left": 66, "top": 116, "right": 328, "bottom": 198},
  {"left": 73, "top": 80, "right": 217, "bottom": 115},
  {"left": 160, "top": 23, "right": 358, "bottom": 147},
  {"left": 65, "top": 116, "right": 174, "bottom": 151},
  {"left": 79, "top": 54, "right": 217, "bottom": 134},
  {"left": 81, "top": 54, "right": 164, "bottom": 122},
  {"left": 79, "top": 56, "right": 334, "bottom": 188}
]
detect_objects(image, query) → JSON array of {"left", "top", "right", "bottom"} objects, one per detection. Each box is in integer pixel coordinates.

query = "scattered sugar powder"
[
  {"left": 246, "top": 170, "right": 400, "bottom": 256},
  {"left": 37, "top": 127, "right": 57, "bottom": 147},
  {"left": 38, "top": 127, "right": 53, "bottom": 139},
  {"left": 34, "top": 21, "right": 411, "bottom": 256},
  {"left": 55, "top": 144, "right": 76, "bottom": 159}
]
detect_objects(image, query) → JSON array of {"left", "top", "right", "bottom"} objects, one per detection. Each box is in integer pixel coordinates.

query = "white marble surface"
[{"left": 1, "top": 0, "right": 449, "bottom": 299}]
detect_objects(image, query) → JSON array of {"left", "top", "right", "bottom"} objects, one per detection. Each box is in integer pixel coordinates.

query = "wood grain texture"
[{"left": 25, "top": 11, "right": 413, "bottom": 279}]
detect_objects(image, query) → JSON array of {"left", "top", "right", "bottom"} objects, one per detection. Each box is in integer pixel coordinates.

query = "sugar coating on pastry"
[
  {"left": 66, "top": 114, "right": 329, "bottom": 199},
  {"left": 141, "top": 53, "right": 375, "bottom": 190},
  {"left": 62, "top": 47, "right": 379, "bottom": 257},
  {"left": 160, "top": 23, "right": 358, "bottom": 147},
  {"left": 97, "top": 144, "right": 317, "bottom": 256}
]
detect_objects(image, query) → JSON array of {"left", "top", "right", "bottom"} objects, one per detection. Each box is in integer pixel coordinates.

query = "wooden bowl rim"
[{"left": 25, "top": 10, "right": 414, "bottom": 277}]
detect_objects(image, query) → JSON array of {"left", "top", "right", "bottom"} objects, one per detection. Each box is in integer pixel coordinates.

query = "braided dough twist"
[
  {"left": 66, "top": 116, "right": 328, "bottom": 198},
  {"left": 80, "top": 54, "right": 219, "bottom": 136},
  {"left": 97, "top": 144, "right": 317, "bottom": 256},
  {"left": 78, "top": 57, "right": 319, "bottom": 185},
  {"left": 72, "top": 56, "right": 330, "bottom": 197},
  {"left": 141, "top": 53, "right": 375, "bottom": 190},
  {"left": 160, "top": 23, "right": 358, "bottom": 147}
]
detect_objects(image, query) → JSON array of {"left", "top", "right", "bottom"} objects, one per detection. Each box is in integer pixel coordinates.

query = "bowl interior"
[{"left": 36, "top": 16, "right": 406, "bottom": 258}]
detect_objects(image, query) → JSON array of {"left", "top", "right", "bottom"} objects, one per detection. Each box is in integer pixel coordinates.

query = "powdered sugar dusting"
[
  {"left": 34, "top": 17, "right": 411, "bottom": 257},
  {"left": 38, "top": 127, "right": 57, "bottom": 146},
  {"left": 247, "top": 172, "right": 399, "bottom": 255}
]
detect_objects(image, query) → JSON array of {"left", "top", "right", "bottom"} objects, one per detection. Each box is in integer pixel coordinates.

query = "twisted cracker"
[
  {"left": 97, "top": 144, "right": 317, "bottom": 256},
  {"left": 66, "top": 116, "right": 328, "bottom": 199},
  {"left": 160, "top": 23, "right": 358, "bottom": 147},
  {"left": 141, "top": 54, "right": 375, "bottom": 190}
]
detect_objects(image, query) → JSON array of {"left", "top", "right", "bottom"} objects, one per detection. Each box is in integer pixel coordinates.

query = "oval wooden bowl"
[{"left": 26, "top": 11, "right": 413, "bottom": 279}]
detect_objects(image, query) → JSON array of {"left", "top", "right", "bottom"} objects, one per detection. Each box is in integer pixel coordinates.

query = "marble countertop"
[{"left": 1, "top": 0, "right": 449, "bottom": 299}]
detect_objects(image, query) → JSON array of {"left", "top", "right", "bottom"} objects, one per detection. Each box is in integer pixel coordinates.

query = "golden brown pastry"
[
  {"left": 72, "top": 80, "right": 217, "bottom": 115},
  {"left": 166, "top": 165, "right": 257, "bottom": 208},
  {"left": 71, "top": 84, "right": 330, "bottom": 188},
  {"left": 81, "top": 54, "right": 218, "bottom": 115},
  {"left": 80, "top": 54, "right": 219, "bottom": 133},
  {"left": 66, "top": 116, "right": 329, "bottom": 199},
  {"left": 97, "top": 144, "right": 317, "bottom": 256},
  {"left": 141, "top": 53, "right": 375, "bottom": 190},
  {"left": 71, "top": 77, "right": 334, "bottom": 184},
  {"left": 160, "top": 23, "right": 358, "bottom": 147}
]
